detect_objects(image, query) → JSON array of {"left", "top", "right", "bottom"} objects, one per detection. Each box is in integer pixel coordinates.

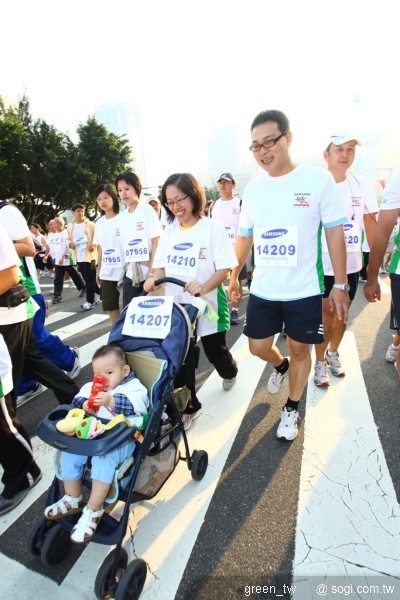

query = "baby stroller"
[{"left": 28, "top": 278, "right": 209, "bottom": 600}]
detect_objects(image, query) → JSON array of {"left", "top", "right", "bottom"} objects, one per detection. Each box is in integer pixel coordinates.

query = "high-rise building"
[
  {"left": 207, "top": 126, "right": 240, "bottom": 170},
  {"left": 95, "top": 101, "right": 146, "bottom": 184},
  {"left": 197, "top": 125, "right": 259, "bottom": 198}
]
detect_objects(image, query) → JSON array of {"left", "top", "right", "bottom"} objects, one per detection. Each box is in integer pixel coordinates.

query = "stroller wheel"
[
  {"left": 41, "top": 523, "right": 71, "bottom": 566},
  {"left": 190, "top": 449, "right": 208, "bottom": 481},
  {"left": 27, "top": 518, "right": 54, "bottom": 556},
  {"left": 115, "top": 559, "right": 147, "bottom": 600},
  {"left": 94, "top": 547, "right": 128, "bottom": 600}
]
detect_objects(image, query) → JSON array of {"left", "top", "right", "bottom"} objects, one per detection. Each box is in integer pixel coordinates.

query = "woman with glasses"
[
  {"left": 115, "top": 172, "right": 163, "bottom": 308},
  {"left": 144, "top": 172, "right": 239, "bottom": 429}
]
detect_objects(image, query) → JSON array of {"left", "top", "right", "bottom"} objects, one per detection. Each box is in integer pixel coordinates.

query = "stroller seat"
[{"left": 29, "top": 283, "right": 209, "bottom": 600}]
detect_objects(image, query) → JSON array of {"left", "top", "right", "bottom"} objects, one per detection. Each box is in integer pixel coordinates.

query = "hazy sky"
[{"left": 2, "top": 0, "right": 398, "bottom": 186}]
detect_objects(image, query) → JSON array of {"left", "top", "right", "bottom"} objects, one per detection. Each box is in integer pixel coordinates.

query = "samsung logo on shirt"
[
  {"left": 173, "top": 243, "right": 193, "bottom": 251},
  {"left": 128, "top": 239, "right": 142, "bottom": 246}
]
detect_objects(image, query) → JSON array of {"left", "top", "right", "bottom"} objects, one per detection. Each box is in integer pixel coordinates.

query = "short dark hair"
[
  {"left": 30, "top": 222, "right": 42, "bottom": 231},
  {"left": 92, "top": 344, "right": 127, "bottom": 366},
  {"left": 94, "top": 183, "right": 120, "bottom": 215},
  {"left": 115, "top": 171, "right": 142, "bottom": 197},
  {"left": 250, "top": 109, "right": 290, "bottom": 134},
  {"left": 71, "top": 203, "right": 85, "bottom": 212},
  {"left": 160, "top": 173, "right": 206, "bottom": 223}
]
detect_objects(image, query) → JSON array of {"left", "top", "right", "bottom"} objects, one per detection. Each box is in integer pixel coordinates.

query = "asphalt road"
[{"left": 1, "top": 275, "right": 399, "bottom": 600}]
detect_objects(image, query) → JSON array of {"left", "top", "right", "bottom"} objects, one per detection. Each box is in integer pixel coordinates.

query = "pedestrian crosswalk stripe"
[
  {"left": 45, "top": 311, "right": 76, "bottom": 326},
  {"left": 49, "top": 313, "right": 109, "bottom": 342},
  {"left": 293, "top": 331, "right": 400, "bottom": 596}
]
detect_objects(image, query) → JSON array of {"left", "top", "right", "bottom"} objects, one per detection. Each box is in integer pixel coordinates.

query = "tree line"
[{"left": 0, "top": 95, "right": 132, "bottom": 226}]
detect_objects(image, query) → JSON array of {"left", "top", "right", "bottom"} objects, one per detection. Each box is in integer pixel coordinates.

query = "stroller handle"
[
  {"left": 154, "top": 277, "right": 187, "bottom": 288},
  {"left": 143, "top": 277, "right": 200, "bottom": 297}
]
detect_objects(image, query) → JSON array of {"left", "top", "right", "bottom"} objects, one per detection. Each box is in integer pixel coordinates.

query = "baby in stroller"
[{"left": 43, "top": 344, "right": 149, "bottom": 543}]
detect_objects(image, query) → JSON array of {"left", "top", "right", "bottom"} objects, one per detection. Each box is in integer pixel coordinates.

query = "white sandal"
[
  {"left": 44, "top": 494, "right": 84, "bottom": 520},
  {"left": 70, "top": 505, "right": 104, "bottom": 544}
]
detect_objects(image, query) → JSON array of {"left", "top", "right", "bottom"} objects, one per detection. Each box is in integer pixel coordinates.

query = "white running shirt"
[
  {"left": 322, "top": 174, "right": 378, "bottom": 275},
  {"left": 211, "top": 197, "right": 241, "bottom": 245},
  {"left": 153, "top": 217, "right": 237, "bottom": 336},
  {"left": 239, "top": 164, "right": 346, "bottom": 300},
  {"left": 93, "top": 214, "right": 124, "bottom": 281}
]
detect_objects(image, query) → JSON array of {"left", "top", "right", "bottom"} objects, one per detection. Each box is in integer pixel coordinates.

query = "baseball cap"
[
  {"left": 326, "top": 131, "right": 361, "bottom": 149},
  {"left": 217, "top": 172, "right": 235, "bottom": 183},
  {"left": 146, "top": 196, "right": 161, "bottom": 204}
]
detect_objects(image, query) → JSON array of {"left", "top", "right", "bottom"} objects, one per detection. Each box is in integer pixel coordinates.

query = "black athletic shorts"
[
  {"left": 244, "top": 293, "right": 324, "bottom": 344},
  {"left": 323, "top": 272, "right": 359, "bottom": 301},
  {"left": 390, "top": 274, "right": 400, "bottom": 330}
]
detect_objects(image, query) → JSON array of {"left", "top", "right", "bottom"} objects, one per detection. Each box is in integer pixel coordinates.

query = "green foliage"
[
  {"left": 0, "top": 95, "right": 132, "bottom": 226},
  {"left": 204, "top": 185, "right": 217, "bottom": 203}
]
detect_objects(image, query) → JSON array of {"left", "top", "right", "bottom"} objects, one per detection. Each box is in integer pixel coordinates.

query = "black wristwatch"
[{"left": 333, "top": 283, "right": 350, "bottom": 293}]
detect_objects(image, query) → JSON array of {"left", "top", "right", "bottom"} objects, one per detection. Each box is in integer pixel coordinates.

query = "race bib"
[
  {"left": 224, "top": 225, "right": 236, "bottom": 244},
  {"left": 101, "top": 248, "right": 122, "bottom": 272},
  {"left": 322, "top": 222, "right": 361, "bottom": 254},
  {"left": 124, "top": 235, "right": 149, "bottom": 262},
  {"left": 343, "top": 222, "right": 361, "bottom": 253},
  {"left": 166, "top": 241, "right": 200, "bottom": 278},
  {"left": 122, "top": 296, "right": 173, "bottom": 338},
  {"left": 74, "top": 235, "right": 88, "bottom": 250},
  {"left": 254, "top": 226, "right": 298, "bottom": 267}
]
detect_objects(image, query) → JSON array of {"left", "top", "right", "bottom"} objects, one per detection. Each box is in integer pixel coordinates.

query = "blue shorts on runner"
[{"left": 243, "top": 294, "right": 324, "bottom": 344}]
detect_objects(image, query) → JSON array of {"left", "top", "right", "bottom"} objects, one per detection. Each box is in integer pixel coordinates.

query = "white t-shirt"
[
  {"left": 322, "top": 174, "right": 379, "bottom": 275},
  {"left": 380, "top": 170, "right": 400, "bottom": 211},
  {"left": 0, "top": 223, "right": 37, "bottom": 324},
  {"left": 48, "top": 230, "right": 72, "bottom": 265},
  {"left": 119, "top": 203, "right": 162, "bottom": 280},
  {"left": 380, "top": 171, "right": 400, "bottom": 275},
  {"left": 239, "top": 164, "right": 346, "bottom": 301},
  {"left": 33, "top": 233, "right": 46, "bottom": 256},
  {"left": 153, "top": 217, "right": 238, "bottom": 336},
  {"left": 211, "top": 197, "right": 241, "bottom": 245},
  {"left": 93, "top": 214, "right": 124, "bottom": 281},
  {"left": 69, "top": 221, "right": 88, "bottom": 262},
  {"left": 0, "top": 204, "right": 41, "bottom": 294}
]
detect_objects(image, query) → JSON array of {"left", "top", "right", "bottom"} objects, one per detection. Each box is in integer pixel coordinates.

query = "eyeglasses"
[
  {"left": 166, "top": 195, "right": 188, "bottom": 208},
  {"left": 249, "top": 132, "right": 288, "bottom": 153}
]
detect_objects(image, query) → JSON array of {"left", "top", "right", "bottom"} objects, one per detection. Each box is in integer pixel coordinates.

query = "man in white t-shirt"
[
  {"left": 313, "top": 132, "right": 378, "bottom": 387},
  {"left": 228, "top": 109, "right": 349, "bottom": 441},
  {"left": 0, "top": 227, "right": 42, "bottom": 514},
  {"left": 67, "top": 203, "right": 101, "bottom": 310},
  {"left": 365, "top": 170, "right": 400, "bottom": 375},
  {"left": 211, "top": 172, "right": 247, "bottom": 325}
]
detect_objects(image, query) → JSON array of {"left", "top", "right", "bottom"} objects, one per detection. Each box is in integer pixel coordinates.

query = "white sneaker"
[
  {"left": 182, "top": 411, "right": 200, "bottom": 431},
  {"left": 81, "top": 302, "right": 93, "bottom": 311},
  {"left": 66, "top": 347, "right": 80, "bottom": 379},
  {"left": 45, "top": 299, "right": 52, "bottom": 318},
  {"left": 325, "top": 350, "right": 345, "bottom": 377},
  {"left": 276, "top": 406, "right": 299, "bottom": 441},
  {"left": 94, "top": 293, "right": 101, "bottom": 305},
  {"left": 267, "top": 358, "right": 289, "bottom": 394},
  {"left": 385, "top": 343, "right": 399, "bottom": 363},
  {"left": 17, "top": 383, "right": 45, "bottom": 408},
  {"left": 182, "top": 414, "right": 192, "bottom": 431},
  {"left": 314, "top": 361, "right": 330, "bottom": 387},
  {"left": 222, "top": 377, "right": 236, "bottom": 391}
]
